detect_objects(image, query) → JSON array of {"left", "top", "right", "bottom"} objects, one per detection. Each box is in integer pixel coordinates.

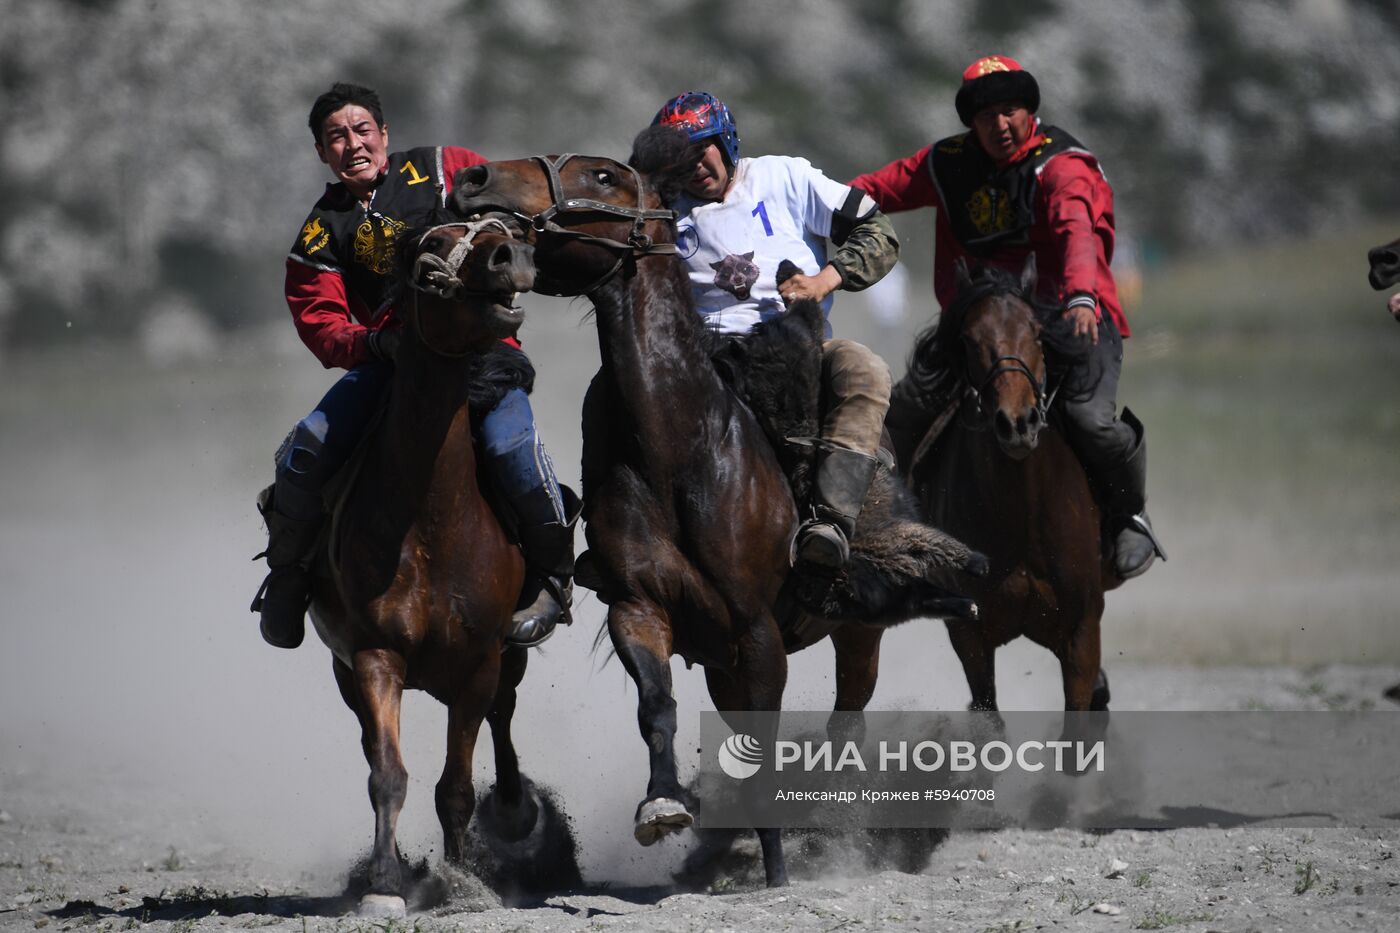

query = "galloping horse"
[
  {"left": 299, "top": 222, "right": 560, "bottom": 917},
  {"left": 905, "top": 260, "right": 1112, "bottom": 714},
  {"left": 451, "top": 137, "right": 985, "bottom": 886}
]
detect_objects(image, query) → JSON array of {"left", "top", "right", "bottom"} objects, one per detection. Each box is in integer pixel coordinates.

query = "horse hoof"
[
  {"left": 634, "top": 797, "right": 693, "bottom": 846},
  {"left": 358, "top": 894, "right": 406, "bottom": 919}
]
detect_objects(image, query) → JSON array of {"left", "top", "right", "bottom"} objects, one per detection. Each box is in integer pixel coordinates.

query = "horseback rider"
[
  {"left": 849, "top": 56, "right": 1166, "bottom": 581},
  {"left": 252, "top": 82, "right": 577, "bottom": 650},
  {"left": 649, "top": 91, "right": 901, "bottom": 571}
]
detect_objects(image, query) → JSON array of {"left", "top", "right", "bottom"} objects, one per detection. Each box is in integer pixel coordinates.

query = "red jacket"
[
  {"left": 849, "top": 123, "right": 1128, "bottom": 337},
  {"left": 284, "top": 145, "right": 497, "bottom": 369}
]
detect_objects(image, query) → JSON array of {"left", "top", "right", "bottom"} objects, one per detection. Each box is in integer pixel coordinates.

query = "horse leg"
[
  {"left": 708, "top": 619, "right": 790, "bottom": 888},
  {"left": 1091, "top": 667, "right": 1111, "bottom": 712},
  {"left": 333, "top": 650, "right": 410, "bottom": 917},
  {"left": 946, "top": 622, "right": 999, "bottom": 712},
  {"left": 610, "top": 601, "right": 690, "bottom": 844},
  {"left": 480, "top": 645, "right": 539, "bottom": 841},
  {"left": 1057, "top": 618, "right": 1110, "bottom": 775},
  {"left": 436, "top": 651, "right": 501, "bottom": 865},
  {"left": 1059, "top": 620, "right": 1103, "bottom": 712},
  {"left": 827, "top": 624, "right": 883, "bottom": 747}
]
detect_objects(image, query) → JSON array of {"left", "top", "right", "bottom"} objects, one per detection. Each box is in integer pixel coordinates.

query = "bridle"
[
  {"left": 410, "top": 216, "right": 515, "bottom": 300},
  {"left": 961, "top": 297, "right": 1063, "bottom": 429},
  {"left": 970, "top": 353, "right": 1058, "bottom": 425},
  {"left": 503, "top": 154, "right": 678, "bottom": 295},
  {"left": 408, "top": 216, "right": 517, "bottom": 359}
]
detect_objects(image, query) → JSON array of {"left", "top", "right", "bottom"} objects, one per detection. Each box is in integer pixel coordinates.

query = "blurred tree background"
[{"left": 1, "top": 0, "right": 1398, "bottom": 349}]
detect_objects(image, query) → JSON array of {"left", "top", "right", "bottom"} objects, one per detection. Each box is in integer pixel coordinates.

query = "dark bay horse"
[
  {"left": 452, "top": 141, "right": 985, "bottom": 886},
  {"left": 300, "top": 222, "right": 564, "bottom": 916},
  {"left": 905, "top": 260, "right": 1112, "bottom": 714}
]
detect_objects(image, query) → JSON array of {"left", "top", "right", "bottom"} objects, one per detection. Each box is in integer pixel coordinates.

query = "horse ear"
[
  {"left": 954, "top": 257, "right": 973, "bottom": 292},
  {"left": 1019, "top": 253, "right": 1038, "bottom": 294}
]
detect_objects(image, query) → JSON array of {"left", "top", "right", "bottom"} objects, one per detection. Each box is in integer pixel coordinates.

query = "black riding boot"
[
  {"left": 250, "top": 485, "right": 323, "bottom": 649},
  {"left": 1091, "top": 409, "right": 1167, "bottom": 580},
  {"left": 507, "top": 486, "right": 582, "bottom": 648},
  {"left": 796, "top": 446, "right": 881, "bottom": 570}
]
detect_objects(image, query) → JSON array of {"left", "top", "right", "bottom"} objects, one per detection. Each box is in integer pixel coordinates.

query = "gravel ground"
[{"left": 4, "top": 664, "right": 1398, "bottom": 933}]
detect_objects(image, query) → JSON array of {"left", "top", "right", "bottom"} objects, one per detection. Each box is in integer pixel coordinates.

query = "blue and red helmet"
[{"left": 652, "top": 91, "right": 740, "bottom": 166}]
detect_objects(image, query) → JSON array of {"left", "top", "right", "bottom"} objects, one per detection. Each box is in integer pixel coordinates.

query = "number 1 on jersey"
[{"left": 752, "top": 201, "right": 774, "bottom": 237}]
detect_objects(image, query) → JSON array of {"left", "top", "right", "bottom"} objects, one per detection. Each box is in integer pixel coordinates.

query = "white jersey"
[{"left": 673, "top": 155, "right": 859, "bottom": 336}]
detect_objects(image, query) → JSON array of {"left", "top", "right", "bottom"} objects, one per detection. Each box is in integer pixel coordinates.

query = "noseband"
[
  {"left": 410, "top": 216, "right": 515, "bottom": 299},
  {"left": 972, "top": 355, "right": 1052, "bottom": 423},
  {"left": 409, "top": 217, "right": 518, "bottom": 359},
  {"left": 507, "top": 154, "right": 678, "bottom": 295}
]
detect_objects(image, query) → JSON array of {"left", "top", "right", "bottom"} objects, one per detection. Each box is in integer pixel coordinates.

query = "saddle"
[{"left": 260, "top": 341, "right": 539, "bottom": 586}]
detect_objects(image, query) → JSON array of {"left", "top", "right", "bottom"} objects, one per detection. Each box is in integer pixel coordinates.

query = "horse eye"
[{"left": 594, "top": 169, "right": 617, "bottom": 187}]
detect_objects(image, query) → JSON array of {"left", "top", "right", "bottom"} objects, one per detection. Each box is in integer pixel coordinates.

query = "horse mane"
[
  {"left": 628, "top": 125, "right": 708, "bottom": 208},
  {"left": 904, "top": 264, "right": 1095, "bottom": 403}
]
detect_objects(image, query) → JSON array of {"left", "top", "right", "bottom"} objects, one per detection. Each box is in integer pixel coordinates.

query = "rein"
[
  {"left": 409, "top": 217, "right": 515, "bottom": 359},
  {"left": 506, "top": 154, "right": 678, "bottom": 295}
]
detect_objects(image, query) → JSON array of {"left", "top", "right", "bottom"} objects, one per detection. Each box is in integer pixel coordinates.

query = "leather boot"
[
  {"left": 1091, "top": 409, "right": 1167, "bottom": 580},
  {"left": 796, "top": 446, "right": 881, "bottom": 571},
  {"left": 250, "top": 485, "right": 323, "bottom": 649},
  {"left": 507, "top": 486, "right": 582, "bottom": 648}
]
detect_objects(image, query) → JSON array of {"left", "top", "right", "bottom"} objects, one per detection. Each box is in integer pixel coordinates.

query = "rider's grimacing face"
[
  {"left": 684, "top": 141, "right": 731, "bottom": 201},
  {"left": 972, "top": 102, "right": 1034, "bottom": 162},
  {"left": 316, "top": 104, "right": 390, "bottom": 198}
]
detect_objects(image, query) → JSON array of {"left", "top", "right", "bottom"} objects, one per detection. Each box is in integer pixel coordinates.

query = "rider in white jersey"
[
  {"left": 674, "top": 154, "right": 871, "bottom": 336},
  {"left": 648, "top": 91, "right": 902, "bottom": 572}
]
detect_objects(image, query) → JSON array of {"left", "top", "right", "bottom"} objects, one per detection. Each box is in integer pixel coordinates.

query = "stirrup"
[{"left": 1121, "top": 514, "right": 1167, "bottom": 562}]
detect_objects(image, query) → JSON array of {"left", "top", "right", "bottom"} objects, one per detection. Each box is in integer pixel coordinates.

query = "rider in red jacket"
[
  {"left": 253, "top": 83, "right": 577, "bottom": 651},
  {"left": 850, "top": 56, "right": 1165, "bottom": 582}
]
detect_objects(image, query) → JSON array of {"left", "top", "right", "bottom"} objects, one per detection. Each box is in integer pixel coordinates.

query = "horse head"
[
  {"left": 1368, "top": 237, "right": 1400, "bottom": 290},
  {"left": 449, "top": 127, "right": 702, "bottom": 296},
  {"left": 953, "top": 256, "right": 1054, "bottom": 460},
  {"left": 401, "top": 220, "right": 535, "bottom": 353}
]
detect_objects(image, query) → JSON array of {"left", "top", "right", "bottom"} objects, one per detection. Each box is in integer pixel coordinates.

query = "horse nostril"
[
  {"left": 488, "top": 242, "right": 513, "bottom": 270},
  {"left": 994, "top": 411, "right": 1013, "bottom": 441},
  {"left": 1027, "top": 407, "right": 1041, "bottom": 428},
  {"left": 459, "top": 164, "right": 489, "bottom": 191}
]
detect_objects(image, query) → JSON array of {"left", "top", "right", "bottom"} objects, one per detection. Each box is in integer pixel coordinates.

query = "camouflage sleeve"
[{"left": 830, "top": 210, "right": 900, "bottom": 292}]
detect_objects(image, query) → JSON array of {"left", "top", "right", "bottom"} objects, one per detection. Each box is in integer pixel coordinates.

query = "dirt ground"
[
  {"left": 2, "top": 268, "right": 1398, "bottom": 931},
  {"left": 4, "top": 663, "right": 1398, "bottom": 933}
]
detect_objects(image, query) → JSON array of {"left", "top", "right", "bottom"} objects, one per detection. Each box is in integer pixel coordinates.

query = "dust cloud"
[{"left": 1, "top": 283, "right": 1397, "bottom": 889}]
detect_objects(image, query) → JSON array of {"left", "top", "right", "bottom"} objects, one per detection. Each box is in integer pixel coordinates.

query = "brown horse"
[
  {"left": 905, "top": 260, "right": 1112, "bottom": 714},
  {"left": 300, "top": 221, "right": 566, "bottom": 916},
  {"left": 451, "top": 138, "right": 986, "bottom": 886}
]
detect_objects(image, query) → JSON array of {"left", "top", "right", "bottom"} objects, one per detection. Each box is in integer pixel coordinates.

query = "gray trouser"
[{"left": 1058, "top": 316, "right": 1136, "bottom": 472}]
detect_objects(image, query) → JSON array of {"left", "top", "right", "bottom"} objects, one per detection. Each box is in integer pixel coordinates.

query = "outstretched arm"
[{"left": 780, "top": 213, "right": 900, "bottom": 304}]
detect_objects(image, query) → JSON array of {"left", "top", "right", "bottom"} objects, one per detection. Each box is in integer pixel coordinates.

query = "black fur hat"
[{"left": 954, "top": 55, "right": 1040, "bottom": 126}]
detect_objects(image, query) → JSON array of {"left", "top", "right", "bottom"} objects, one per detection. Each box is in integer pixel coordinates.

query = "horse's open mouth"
[{"left": 487, "top": 294, "right": 525, "bottom": 330}]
